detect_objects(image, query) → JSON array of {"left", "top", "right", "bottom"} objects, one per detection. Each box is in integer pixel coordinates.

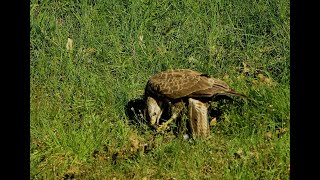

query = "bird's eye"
[{"left": 153, "top": 112, "right": 157, "bottom": 116}]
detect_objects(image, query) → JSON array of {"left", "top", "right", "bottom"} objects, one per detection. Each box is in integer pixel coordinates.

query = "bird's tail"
[
  {"left": 217, "top": 90, "right": 259, "bottom": 105},
  {"left": 219, "top": 89, "right": 247, "bottom": 98}
]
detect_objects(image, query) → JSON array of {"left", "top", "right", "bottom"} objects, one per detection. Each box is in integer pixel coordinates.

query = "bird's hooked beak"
[{"left": 147, "top": 96, "right": 163, "bottom": 125}]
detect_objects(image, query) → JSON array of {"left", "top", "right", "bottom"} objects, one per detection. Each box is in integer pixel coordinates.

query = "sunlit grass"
[{"left": 30, "top": 0, "right": 290, "bottom": 179}]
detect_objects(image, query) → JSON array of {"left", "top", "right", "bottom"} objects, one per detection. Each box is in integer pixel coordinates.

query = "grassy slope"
[{"left": 30, "top": 0, "right": 290, "bottom": 179}]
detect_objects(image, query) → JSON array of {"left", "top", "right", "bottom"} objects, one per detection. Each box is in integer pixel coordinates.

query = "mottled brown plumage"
[{"left": 145, "top": 69, "right": 245, "bottom": 100}]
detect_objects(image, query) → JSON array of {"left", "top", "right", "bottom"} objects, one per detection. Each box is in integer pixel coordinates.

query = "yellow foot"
[
  {"left": 156, "top": 122, "right": 170, "bottom": 132},
  {"left": 156, "top": 118, "right": 175, "bottom": 132}
]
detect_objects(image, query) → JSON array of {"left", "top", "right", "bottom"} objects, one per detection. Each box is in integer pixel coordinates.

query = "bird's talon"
[{"left": 156, "top": 124, "right": 169, "bottom": 132}]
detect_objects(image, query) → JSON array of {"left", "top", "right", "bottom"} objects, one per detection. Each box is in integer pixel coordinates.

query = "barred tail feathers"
[{"left": 218, "top": 89, "right": 247, "bottom": 98}]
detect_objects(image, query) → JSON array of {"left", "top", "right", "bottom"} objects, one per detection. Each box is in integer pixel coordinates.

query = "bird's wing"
[
  {"left": 146, "top": 69, "right": 245, "bottom": 99},
  {"left": 190, "top": 77, "right": 247, "bottom": 98},
  {"left": 188, "top": 77, "right": 231, "bottom": 97},
  {"left": 146, "top": 69, "right": 212, "bottom": 99}
]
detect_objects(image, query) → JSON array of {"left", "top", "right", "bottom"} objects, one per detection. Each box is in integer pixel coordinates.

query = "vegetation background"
[{"left": 30, "top": 0, "right": 290, "bottom": 179}]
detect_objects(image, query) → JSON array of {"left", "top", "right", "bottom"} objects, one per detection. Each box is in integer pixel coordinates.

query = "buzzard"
[{"left": 144, "top": 69, "right": 245, "bottom": 137}]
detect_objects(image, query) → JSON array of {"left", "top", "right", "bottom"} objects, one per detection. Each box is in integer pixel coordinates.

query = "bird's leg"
[
  {"left": 157, "top": 101, "right": 185, "bottom": 132},
  {"left": 156, "top": 114, "right": 177, "bottom": 132},
  {"left": 188, "top": 98, "right": 210, "bottom": 138}
]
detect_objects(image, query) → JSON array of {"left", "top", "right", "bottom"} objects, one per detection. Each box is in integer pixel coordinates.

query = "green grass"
[{"left": 30, "top": 0, "right": 290, "bottom": 179}]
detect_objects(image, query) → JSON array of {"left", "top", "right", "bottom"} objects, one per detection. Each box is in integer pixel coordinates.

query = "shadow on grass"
[
  {"left": 124, "top": 95, "right": 246, "bottom": 134},
  {"left": 208, "top": 95, "right": 243, "bottom": 118},
  {"left": 124, "top": 96, "right": 171, "bottom": 130},
  {"left": 124, "top": 97, "right": 147, "bottom": 126}
]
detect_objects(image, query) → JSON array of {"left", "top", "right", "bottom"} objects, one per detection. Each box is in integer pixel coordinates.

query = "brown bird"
[{"left": 144, "top": 69, "right": 245, "bottom": 137}]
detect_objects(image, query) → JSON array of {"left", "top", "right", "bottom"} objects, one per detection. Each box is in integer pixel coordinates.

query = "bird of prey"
[{"left": 144, "top": 69, "right": 245, "bottom": 137}]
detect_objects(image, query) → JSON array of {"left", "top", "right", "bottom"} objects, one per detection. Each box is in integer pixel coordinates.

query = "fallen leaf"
[
  {"left": 129, "top": 135, "right": 140, "bottom": 153},
  {"left": 242, "top": 62, "right": 250, "bottom": 74},
  {"left": 210, "top": 117, "right": 217, "bottom": 126},
  {"left": 234, "top": 149, "right": 243, "bottom": 159},
  {"left": 257, "top": 73, "right": 274, "bottom": 86},
  {"left": 84, "top": 47, "right": 96, "bottom": 55},
  {"left": 276, "top": 128, "right": 288, "bottom": 138},
  {"left": 139, "top": 35, "right": 144, "bottom": 42},
  {"left": 259, "top": 46, "right": 273, "bottom": 53},
  {"left": 249, "top": 150, "right": 259, "bottom": 160},
  {"left": 264, "top": 77, "right": 272, "bottom": 84},
  {"left": 56, "top": 18, "right": 64, "bottom": 26},
  {"left": 66, "top": 37, "right": 73, "bottom": 51},
  {"left": 252, "top": 79, "right": 259, "bottom": 85},
  {"left": 257, "top": 73, "right": 266, "bottom": 81},
  {"left": 264, "top": 131, "right": 273, "bottom": 140}
]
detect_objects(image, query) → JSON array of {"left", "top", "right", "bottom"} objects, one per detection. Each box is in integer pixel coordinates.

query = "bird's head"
[{"left": 147, "top": 96, "right": 163, "bottom": 125}]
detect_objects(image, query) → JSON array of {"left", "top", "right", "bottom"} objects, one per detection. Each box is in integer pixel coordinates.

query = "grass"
[{"left": 30, "top": 0, "right": 290, "bottom": 179}]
